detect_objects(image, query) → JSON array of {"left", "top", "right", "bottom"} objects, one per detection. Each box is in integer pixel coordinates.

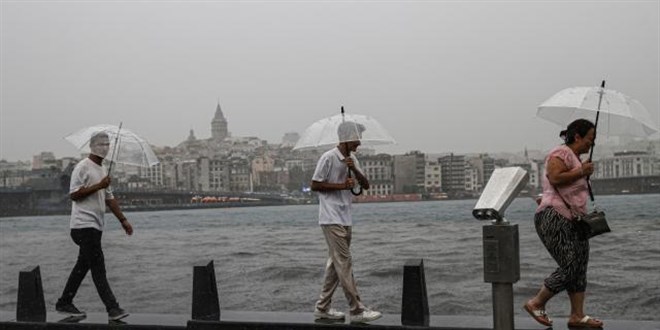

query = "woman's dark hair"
[{"left": 560, "top": 119, "right": 595, "bottom": 144}]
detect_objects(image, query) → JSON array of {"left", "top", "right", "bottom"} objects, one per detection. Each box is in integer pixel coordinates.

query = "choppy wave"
[{"left": 1, "top": 195, "right": 658, "bottom": 320}]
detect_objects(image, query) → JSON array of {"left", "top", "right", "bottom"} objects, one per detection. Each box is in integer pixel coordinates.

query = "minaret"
[{"left": 211, "top": 102, "right": 228, "bottom": 141}]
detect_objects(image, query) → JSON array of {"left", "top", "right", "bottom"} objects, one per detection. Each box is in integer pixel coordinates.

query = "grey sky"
[{"left": 1, "top": 1, "right": 658, "bottom": 161}]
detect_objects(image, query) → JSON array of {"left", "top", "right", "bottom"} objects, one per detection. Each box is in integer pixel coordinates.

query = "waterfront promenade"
[{"left": 2, "top": 310, "right": 659, "bottom": 329}]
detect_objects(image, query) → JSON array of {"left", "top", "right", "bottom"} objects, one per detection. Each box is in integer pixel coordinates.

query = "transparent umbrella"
[
  {"left": 293, "top": 107, "right": 396, "bottom": 195},
  {"left": 537, "top": 82, "right": 658, "bottom": 138},
  {"left": 65, "top": 123, "right": 160, "bottom": 173},
  {"left": 293, "top": 107, "right": 396, "bottom": 151}
]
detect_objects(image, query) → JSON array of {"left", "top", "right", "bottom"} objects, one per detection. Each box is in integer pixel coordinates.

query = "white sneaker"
[
  {"left": 314, "top": 307, "right": 345, "bottom": 320},
  {"left": 350, "top": 309, "right": 382, "bottom": 323}
]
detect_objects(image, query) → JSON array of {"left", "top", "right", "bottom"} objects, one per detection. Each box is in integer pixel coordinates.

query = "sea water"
[{"left": 1, "top": 195, "right": 658, "bottom": 320}]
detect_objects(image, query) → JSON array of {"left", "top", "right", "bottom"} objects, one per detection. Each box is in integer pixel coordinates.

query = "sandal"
[
  {"left": 523, "top": 302, "right": 552, "bottom": 326},
  {"left": 568, "top": 315, "right": 603, "bottom": 328}
]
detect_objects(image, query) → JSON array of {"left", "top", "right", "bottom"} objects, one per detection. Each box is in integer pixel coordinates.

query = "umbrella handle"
[
  {"left": 344, "top": 140, "right": 363, "bottom": 196},
  {"left": 347, "top": 170, "right": 363, "bottom": 196}
]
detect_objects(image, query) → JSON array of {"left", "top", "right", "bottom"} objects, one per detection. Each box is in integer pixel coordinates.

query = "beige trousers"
[{"left": 315, "top": 224, "right": 366, "bottom": 315}]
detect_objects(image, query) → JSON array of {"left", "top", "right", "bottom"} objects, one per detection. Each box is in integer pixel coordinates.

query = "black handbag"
[
  {"left": 576, "top": 210, "right": 611, "bottom": 238},
  {"left": 551, "top": 184, "right": 611, "bottom": 239}
]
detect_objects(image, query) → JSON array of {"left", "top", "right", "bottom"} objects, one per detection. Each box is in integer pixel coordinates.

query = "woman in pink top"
[{"left": 523, "top": 119, "right": 604, "bottom": 329}]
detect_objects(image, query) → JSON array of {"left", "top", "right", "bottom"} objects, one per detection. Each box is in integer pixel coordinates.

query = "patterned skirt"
[{"left": 534, "top": 207, "right": 590, "bottom": 293}]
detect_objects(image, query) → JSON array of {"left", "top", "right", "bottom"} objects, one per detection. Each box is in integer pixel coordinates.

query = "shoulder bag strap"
[{"left": 548, "top": 176, "right": 579, "bottom": 219}]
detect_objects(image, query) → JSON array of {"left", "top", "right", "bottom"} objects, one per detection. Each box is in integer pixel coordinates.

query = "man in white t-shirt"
[
  {"left": 311, "top": 121, "right": 382, "bottom": 324},
  {"left": 55, "top": 132, "right": 133, "bottom": 321}
]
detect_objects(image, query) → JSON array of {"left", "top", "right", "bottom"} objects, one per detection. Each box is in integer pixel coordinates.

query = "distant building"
[
  {"left": 198, "top": 157, "right": 229, "bottom": 191},
  {"left": 464, "top": 163, "right": 479, "bottom": 193},
  {"left": 229, "top": 156, "right": 251, "bottom": 192},
  {"left": 284, "top": 158, "right": 316, "bottom": 172},
  {"left": 138, "top": 163, "right": 163, "bottom": 187},
  {"left": 361, "top": 154, "right": 393, "bottom": 196},
  {"left": 32, "top": 152, "right": 57, "bottom": 170},
  {"left": 594, "top": 151, "right": 659, "bottom": 178},
  {"left": 465, "top": 154, "right": 496, "bottom": 193},
  {"left": 424, "top": 159, "right": 442, "bottom": 193},
  {"left": 439, "top": 153, "right": 465, "bottom": 194},
  {"left": 211, "top": 102, "right": 229, "bottom": 141},
  {"left": 393, "top": 151, "right": 425, "bottom": 193},
  {"left": 281, "top": 132, "right": 300, "bottom": 148},
  {"left": 251, "top": 154, "right": 275, "bottom": 188},
  {"left": 0, "top": 160, "right": 31, "bottom": 187}
]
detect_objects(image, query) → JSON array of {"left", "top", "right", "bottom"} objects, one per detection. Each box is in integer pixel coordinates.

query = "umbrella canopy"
[
  {"left": 293, "top": 113, "right": 396, "bottom": 151},
  {"left": 537, "top": 86, "right": 658, "bottom": 137},
  {"left": 65, "top": 124, "right": 160, "bottom": 168}
]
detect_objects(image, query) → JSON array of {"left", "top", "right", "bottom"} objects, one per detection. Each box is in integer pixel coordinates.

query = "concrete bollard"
[
  {"left": 16, "top": 265, "right": 46, "bottom": 322},
  {"left": 401, "top": 259, "right": 429, "bottom": 326},
  {"left": 192, "top": 260, "right": 220, "bottom": 321}
]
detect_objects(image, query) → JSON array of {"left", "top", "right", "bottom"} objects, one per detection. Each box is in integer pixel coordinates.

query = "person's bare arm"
[
  {"left": 106, "top": 198, "right": 133, "bottom": 235},
  {"left": 70, "top": 176, "right": 111, "bottom": 201},
  {"left": 345, "top": 158, "right": 369, "bottom": 190},
  {"left": 310, "top": 179, "right": 355, "bottom": 192},
  {"left": 546, "top": 156, "right": 593, "bottom": 187}
]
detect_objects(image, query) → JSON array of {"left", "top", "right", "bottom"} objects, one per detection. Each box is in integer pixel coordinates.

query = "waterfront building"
[
  {"left": 424, "top": 159, "right": 442, "bottom": 193},
  {"left": 198, "top": 156, "right": 229, "bottom": 192},
  {"left": 251, "top": 154, "right": 275, "bottom": 189},
  {"left": 465, "top": 154, "right": 496, "bottom": 194},
  {"left": 510, "top": 148, "right": 541, "bottom": 191},
  {"left": 594, "top": 151, "right": 659, "bottom": 178},
  {"left": 439, "top": 153, "right": 466, "bottom": 195},
  {"left": 175, "top": 160, "right": 199, "bottom": 191},
  {"left": 0, "top": 160, "right": 31, "bottom": 188},
  {"left": 229, "top": 156, "right": 251, "bottom": 192},
  {"left": 361, "top": 153, "right": 394, "bottom": 196},
  {"left": 464, "top": 163, "right": 480, "bottom": 193},
  {"left": 139, "top": 163, "right": 164, "bottom": 187},
  {"left": 394, "top": 151, "right": 425, "bottom": 193}
]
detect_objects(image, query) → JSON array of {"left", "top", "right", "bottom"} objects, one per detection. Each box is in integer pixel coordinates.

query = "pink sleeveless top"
[{"left": 536, "top": 145, "right": 589, "bottom": 220}]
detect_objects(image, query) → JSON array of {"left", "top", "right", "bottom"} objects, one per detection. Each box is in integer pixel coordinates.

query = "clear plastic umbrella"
[
  {"left": 293, "top": 107, "right": 396, "bottom": 151},
  {"left": 537, "top": 83, "right": 659, "bottom": 137},
  {"left": 293, "top": 107, "right": 395, "bottom": 196},
  {"left": 64, "top": 123, "right": 160, "bottom": 171}
]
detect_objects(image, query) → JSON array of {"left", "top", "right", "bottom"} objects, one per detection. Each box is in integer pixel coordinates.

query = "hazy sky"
[{"left": 1, "top": 1, "right": 659, "bottom": 161}]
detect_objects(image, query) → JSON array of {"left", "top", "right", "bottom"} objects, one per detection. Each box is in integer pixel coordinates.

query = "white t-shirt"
[
  {"left": 312, "top": 147, "right": 362, "bottom": 226},
  {"left": 69, "top": 158, "right": 114, "bottom": 231}
]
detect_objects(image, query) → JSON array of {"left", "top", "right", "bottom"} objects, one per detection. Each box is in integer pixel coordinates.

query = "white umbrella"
[
  {"left": 293, "top": 107, "right": 396, "bottom": 151},
  {"left": 293, "top": 107, "right": 395, "bottom": 195},
  {"left": 537, "top": 82, "right": 658, "bottom": 137},
  {"left": 65, "top": 124, "right": 160, "bottom": 171}
]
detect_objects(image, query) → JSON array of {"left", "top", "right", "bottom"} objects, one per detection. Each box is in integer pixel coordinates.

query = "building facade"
[
  {"left": 360, "top": 154, "right": 394, "bottom": 196},
  {"left": 594, "top": 151, "right": 659, "bottom": 178}
]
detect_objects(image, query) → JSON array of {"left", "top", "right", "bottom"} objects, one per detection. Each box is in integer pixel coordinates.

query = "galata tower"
[{"left": 211, "top": 102, "right": 228, "bottom": 141}]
